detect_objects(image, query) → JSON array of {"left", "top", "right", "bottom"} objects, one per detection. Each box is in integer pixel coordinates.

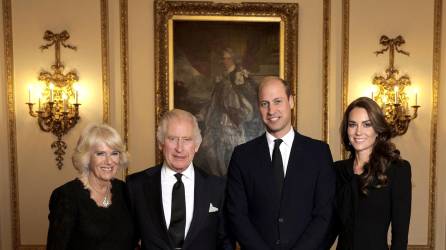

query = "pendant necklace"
[
  {"left": 102, "top": 186, "right": 111, "bottom": 207},
  {"left": 89, "top": 179, "right": 112, "bottom": 207}
]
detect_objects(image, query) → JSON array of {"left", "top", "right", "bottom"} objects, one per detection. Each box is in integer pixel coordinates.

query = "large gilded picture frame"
[{"left": 154, "top": 0, "right": 298, "bottom": 175}]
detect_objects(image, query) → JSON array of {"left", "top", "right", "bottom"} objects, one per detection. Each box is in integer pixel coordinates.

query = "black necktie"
[
  {"left": 169, "top": 173, "right": 186, "bottom": 249},
  {"left": 272, "top": 139, "right": 284, "bottom": 195}
]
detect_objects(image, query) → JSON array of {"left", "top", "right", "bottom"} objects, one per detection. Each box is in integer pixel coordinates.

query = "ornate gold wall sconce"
[
  {"left": 371, "top": 35, "right": 420, "bottom": 137},
  {"left": 26, "top": 30, "right": 81, "bottom": 169}
]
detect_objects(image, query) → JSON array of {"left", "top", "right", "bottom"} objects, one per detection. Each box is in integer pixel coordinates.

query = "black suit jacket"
[
  {"left": 126, "top": 165, "right": 233, "bottom": 250},
  {"left": 225, "top": 131, "right": 335, "bottom": 250}
]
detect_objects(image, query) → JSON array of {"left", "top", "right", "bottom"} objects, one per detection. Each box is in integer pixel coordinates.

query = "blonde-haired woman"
[{"left": 46, "top": 124, "right": 135, "bottom": 250}]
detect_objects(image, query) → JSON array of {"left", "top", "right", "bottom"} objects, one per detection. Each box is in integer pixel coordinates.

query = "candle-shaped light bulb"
[
  {"left": 394, "top": 86, "right": 399, "bottom": 104},
  {"left": 73, "top": 83, "right": 79, "bottom": 104},
  {"left": 49, "top": 83, "right": 54, "bottom": 102},
  {"left": 36, "top": 88, "right": 42, "bottom": 111},
  {"left": 28, "top": 85, "right": 33, "bottom": 103},
  {"left": 62, "top": 93, "right": 68, "bottom": 112},
  {"left": 382, "top": 95, "right": 388, "bottom": 105},
  {"left": 371, "top": 85, "right": 378, "bottom": 100},
  {"left": 415, "top": 88, "right": 418, "bottom": 106}
]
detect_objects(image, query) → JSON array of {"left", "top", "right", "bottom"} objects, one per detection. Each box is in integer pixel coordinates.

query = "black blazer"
[
  {"left": 46, "top": 179, "right": 134, "bottom": 250},
  {"left": 329, "top": 158, "right": 411, "bottom": 250},
  {"left": 126, "top": 165, "right": 234, "bottom": 250},
  {"left": 225, "top": 131, "right": 336, "bottom": 250}
]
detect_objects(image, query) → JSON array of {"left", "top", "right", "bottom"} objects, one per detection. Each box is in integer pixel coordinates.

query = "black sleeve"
[
  {"left": 291, "top": 143, "right": 336, "bottom": 250},
  {"left": 216, "top": 177, "right": 236, "bottom": 250},
  {"left": 46, "top": 187, "right": 77, "bottom": 250},
  {"left": 125, "top": 175, "right": 142, "bottom": 247},
  {"left": 390, "top": 160, "right": 412, "bottom": 250},
  {"left": 225, "top": 148, "right": 271, "bottom": 250}
]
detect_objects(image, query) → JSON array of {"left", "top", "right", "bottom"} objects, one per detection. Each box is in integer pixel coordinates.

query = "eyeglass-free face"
[
  {"left": 160, "top": 118, "right": 200, "bottom": 173},
  {"left": 347, "top": 107, "right": 378, "bottom": 158},
  {"left": 89, "top": 143, "right": 120, "bottom": 183}
]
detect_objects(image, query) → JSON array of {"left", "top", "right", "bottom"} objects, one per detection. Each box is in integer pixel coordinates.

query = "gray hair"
[
  {"left": 72, "top": 123, "right": 129, "bottom": 175},
  {"left": 156, "top": 109, "right": 202, "bottom": 146}
]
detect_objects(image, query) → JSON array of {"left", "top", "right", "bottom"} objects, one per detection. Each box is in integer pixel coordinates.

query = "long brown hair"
[{"left": 340, "top": 97, "right": 400, "bottom": 195}]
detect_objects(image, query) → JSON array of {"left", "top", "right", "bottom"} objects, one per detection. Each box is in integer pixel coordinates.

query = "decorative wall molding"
[
  {"left": 101, "top": 0, "right": 110, "bottom": 124},
  {"left": 323, "top": 0, "right": 330, "bottom": 142},
  {"left": 120, "top": 0, "right": 129, "bottom": 163}
]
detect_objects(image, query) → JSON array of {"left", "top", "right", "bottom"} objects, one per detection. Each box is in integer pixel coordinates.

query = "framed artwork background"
[{"left": 154, "top": 0, "right": 298, "bottom": 175}]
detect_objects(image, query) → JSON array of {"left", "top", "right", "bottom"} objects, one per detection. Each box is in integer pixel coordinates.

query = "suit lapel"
[
  {"left": 183, "top": 169, "right": 208, "bottom": 248},
  {"left": 259, "top": 133, "right": 274, "bottom": 169},
  {"left": 282, "top": 131, "right": 304, "bottom": 193},
  {"left": 283, "top": 131, "right": 303, "bottom": 185},
  {"left": 143, "top": 167, "right": 170, "bottom": 243}
]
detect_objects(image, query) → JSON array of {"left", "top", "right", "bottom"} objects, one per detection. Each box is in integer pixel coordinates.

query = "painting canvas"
[{"left": 155, "top": 1, "right": 298, "bottom": 176}]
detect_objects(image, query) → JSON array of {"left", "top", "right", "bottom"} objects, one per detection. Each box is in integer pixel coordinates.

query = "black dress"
[
  {"left": 46, "top": 178, "right": 134, "bottom": 250},
  {"left": 332, "top": 158, "right": 411, "bottom": 250}
]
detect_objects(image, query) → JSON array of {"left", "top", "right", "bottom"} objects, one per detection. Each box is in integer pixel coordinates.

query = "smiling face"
[
  {"left": 347, "top": 107, "right": 378, "bottom": 157},
  {"left": 160, "top": 117, "right": 200, "bottom": 172},
  {"left": 258, "top": 78, "right": 294, "bottom": 138},
  {"left": 89, "top": 143, "right": 120, "bottom": 183}
]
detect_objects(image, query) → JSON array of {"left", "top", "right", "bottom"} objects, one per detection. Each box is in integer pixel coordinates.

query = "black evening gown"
[
  {"left": 331, "top": 158, "right": 411, "bottom": 250},
  {"left": 46, "top": 178, "right": 134, "bottom": 250}
]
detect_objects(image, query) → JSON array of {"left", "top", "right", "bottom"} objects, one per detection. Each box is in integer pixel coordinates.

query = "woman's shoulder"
[
  {"left": 52, "top": 179, "right": 83, "bottom": 195},
  {"left": 334, "top": 158, "right": 353, "bottom": 170},
  {"left": 111, "top": 178, "right": 127, "bottom": 193},
  {"left": 388, "top": 159, "right": 412, "bottom": 178},
  {"left": 389, "top": 159, "right": 411, "bottom": 170},
  {"left": 111, "top": 178, "right": 126, "bottom": 187},
  {"left": 49, "top": 179, "right": 83, "bottom": 210}
]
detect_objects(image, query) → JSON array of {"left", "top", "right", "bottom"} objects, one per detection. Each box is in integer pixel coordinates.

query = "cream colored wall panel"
[
  {"left": 127, "top": 0, "right": 155, "bottom": 173},
  {"left": 348, "top": 0, "right": 435, "bottom": 246},
  {"left": 12, "top": 0, "right": 104, "bottom": 245},
  {"left": 296, "top": 0, "right": 325, "bottom": 139}
]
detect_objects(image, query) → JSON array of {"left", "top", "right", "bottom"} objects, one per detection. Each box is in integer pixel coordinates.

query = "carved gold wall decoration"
[
  {"left": 27, "top": 30, "right": 81, "bottom": 169},
  {"left": 371, "top": 35, "right": 420, "bottom": 137}
]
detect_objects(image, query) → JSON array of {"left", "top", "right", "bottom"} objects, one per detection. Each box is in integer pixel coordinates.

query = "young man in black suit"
[
  {"left": 226, "top": 76, "right": 336, "bottom": 250},
  {"left": 127, "top": 109, "right": 233, "bottom": 250}
]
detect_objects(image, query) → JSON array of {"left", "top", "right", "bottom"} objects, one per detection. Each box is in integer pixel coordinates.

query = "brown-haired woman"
[
  {"left": 329, "top": 97, "right": 411, "bottom": 250},
  {"left": 46, "top": 123, "right": 135, "bottom": 250}
]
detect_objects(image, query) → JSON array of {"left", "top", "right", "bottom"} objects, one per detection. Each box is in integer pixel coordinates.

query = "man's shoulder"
[
  {"left": 195, "top": 167, "right": 226, "bottom": 185},
  {"left": 127, "top": 164, "right": 162, "bottom": 183},
  {"left": 195, "top": 168, "right": 227, "bottom": 196},
  {"left": 295, "top": 132, "right": 328, "bottom": 146},
  {"left": 234, "top": 133, "right": 265, "bottom": 151},
  {"left": 293, "top": 132, "right": 331, "bottom": 155}
]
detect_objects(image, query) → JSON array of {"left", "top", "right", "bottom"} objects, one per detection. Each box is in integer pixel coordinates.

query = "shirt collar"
[
  {"left": 162, "top": 162, "right": 195, "bottom": 181},
  {"left": 266, "top": 127, "right": 295, "bottom": 147}
]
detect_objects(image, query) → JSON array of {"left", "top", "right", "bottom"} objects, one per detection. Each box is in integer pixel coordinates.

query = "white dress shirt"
[
  {"left": 161, "top": 163, "right": 195, "bottom": 238},
  {"left": 266, "top": 127, "right": 295, "bottom": 177}
]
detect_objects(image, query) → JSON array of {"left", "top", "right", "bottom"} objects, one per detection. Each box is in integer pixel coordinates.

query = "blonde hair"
[
  {"left": 156, "top": 109, "right": 202, "bottom": 146},
  {"left": 72, "top": 123, "right": 129, "bottom": 175}
]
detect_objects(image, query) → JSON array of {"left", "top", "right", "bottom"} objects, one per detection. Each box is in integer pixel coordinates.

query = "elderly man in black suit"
[
  {"left": 226, "top": 76, "right": 336, "bottom": 250},
  {"left": 127, "top": 109, "right": 233, "bottom": 250}
]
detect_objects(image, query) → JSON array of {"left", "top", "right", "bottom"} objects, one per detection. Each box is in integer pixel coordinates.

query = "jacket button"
[
  {"left": 278, "top": 217, "right": 284, "bottom": 223},
  {"left": 275, "top": 240, "right": 281, "bottom": 245}
]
